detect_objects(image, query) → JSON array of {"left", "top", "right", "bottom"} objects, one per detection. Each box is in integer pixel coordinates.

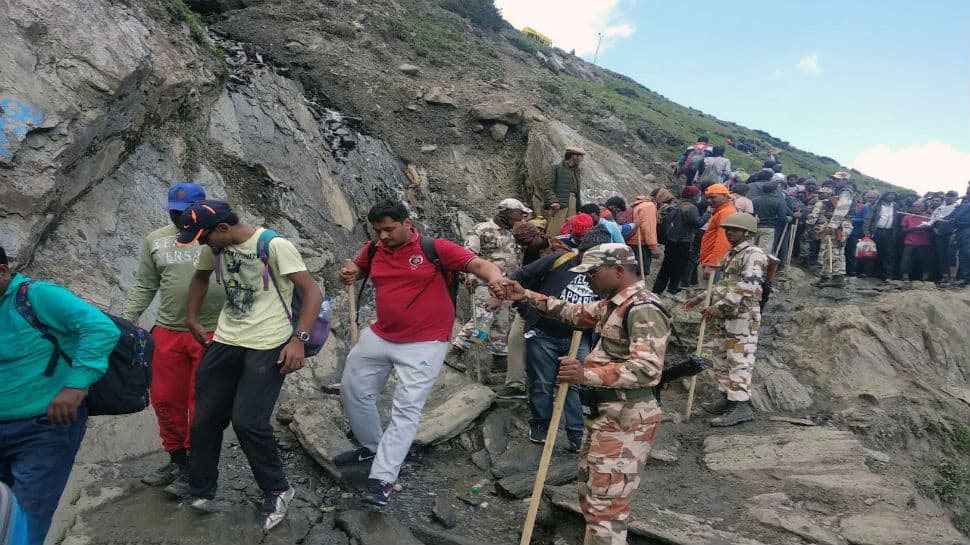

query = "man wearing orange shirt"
[
  {"left": 626, "top": 195, "right": 659, "bottom": 275},
  {"left": 700, "top": 184, "right": 738, "bottom": 277}
]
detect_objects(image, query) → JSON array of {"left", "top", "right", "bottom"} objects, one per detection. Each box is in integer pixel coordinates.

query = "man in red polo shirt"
[{"left": 337, "top": 201, "right": 503, "bottom": 506}]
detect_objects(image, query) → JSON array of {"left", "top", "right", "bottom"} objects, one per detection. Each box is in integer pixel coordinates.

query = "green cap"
[{"left": 569, "top": 243, "right": 636, "bottom": 273}]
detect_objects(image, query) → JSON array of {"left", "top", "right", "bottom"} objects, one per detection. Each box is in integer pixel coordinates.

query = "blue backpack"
[
  {"left": 213, "top": 229, "right": 329, "bottom": 356},
  {"left": 0, "top": 482, "right": 28, "bottom": 545}
]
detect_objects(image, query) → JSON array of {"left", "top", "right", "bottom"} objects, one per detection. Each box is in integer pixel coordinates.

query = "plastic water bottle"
[
  {"left": 470, "top": 310, "right": 496, "bottom": 344},
  {"left": 319, "top": 296, "right": 332, "bottom": 321}
]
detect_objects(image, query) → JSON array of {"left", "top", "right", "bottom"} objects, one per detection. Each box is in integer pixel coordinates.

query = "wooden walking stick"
[
  {"left": 785, "top": 222, "right": 797, "bottom": 272},
  {"left": 637, "top": 243, "right": 647, "bottom": 284},
  {"left": 346, "top": 259, "right": 359, "bottom": 345},
  {"left": 520, "top": 330, "right": 584, "bottom": 545},
  {"left": 684, "top": 270, "right": 716, "bottom": 421},
  {"left": 827, "top": 236, "right": 834, "bottom": 276},
  {"left": 773, "top": 222, "right": 790, "bottom": 256}
]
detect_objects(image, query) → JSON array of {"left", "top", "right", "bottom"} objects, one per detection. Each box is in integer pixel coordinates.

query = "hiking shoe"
[
  {"left": 702, "top": 394, "right": 732, "bottom": 415},
  {"left": 565, "top": 430, "right": 584, "bottom": 452},
  {"left": 709, "top": 401, "right": 756, "bottom": 427},
  {"left": 162, "top": 474, "right": 190, "bottom": 498},
  {"left": 528, "top": 423, "right": 548, "bottom": 444},
  {"left": 260, "top": 487, "right": 296, "bottom": 531},
  {"left": 182, "top": 496, "right": 226, "bottom": 514},
  {"left": 332, "top": 447, "right": 376, "bottom": 466},
  {"left": 495, "top": 384, "right": 527, "bottom": 400},
  {"left": 141, "top": 461, "right": 182, "bottom": 487},
  {"left": 365, "top": 479, "right": 393, "bottom": 507},
  {"left": 444, "top": 347, "right": 467, "bottom": 372}
]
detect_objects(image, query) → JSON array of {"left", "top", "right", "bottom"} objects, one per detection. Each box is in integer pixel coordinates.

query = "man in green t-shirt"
[
  {"left": 176, "top": 200, "right": 323, "bottom": 531},
  {"left": 122, "top": 182, "right": 225, "bottom": 488}
]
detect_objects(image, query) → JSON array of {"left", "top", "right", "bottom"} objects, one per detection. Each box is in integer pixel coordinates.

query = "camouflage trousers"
[
  {"left": 452, "top": 284, "right": 511, "bottom": 355},
  {"left": 578, "top": 398, "right": 662, "bottom": 545},
  {"left": 818, "top": 236, "right": 846, "bottom": 276},
  {"left": 712, "top": 313, "right": 760, "bottom": 402}
]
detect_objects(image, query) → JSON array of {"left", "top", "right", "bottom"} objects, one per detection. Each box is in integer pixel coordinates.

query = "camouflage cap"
[{"left": 569, "top": 243, "right": 636, "bottom": 273}]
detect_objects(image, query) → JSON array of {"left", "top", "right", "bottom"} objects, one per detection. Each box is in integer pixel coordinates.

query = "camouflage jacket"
[
  {"left": 464, "top": 218, "right": 520, "bottom": 275},
  {"left": 523, "top": 282, "right": 669, "bottom": 389},
  {"left": 543, "top": 160, "right": 582, "bottom": 209},
  {"left": 711, "top": 241, "right": 766, "bottom": 318},
  {"left": 824, "top": 188, "right": 855, "bottom": 230},
  {"left": 807, "top": 199, "right": 852, "bottom": 233}
]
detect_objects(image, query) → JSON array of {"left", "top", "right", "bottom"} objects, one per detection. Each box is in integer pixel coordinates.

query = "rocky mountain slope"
[{"left": 1, "top": 1, "right": 966, "bottom": 544}]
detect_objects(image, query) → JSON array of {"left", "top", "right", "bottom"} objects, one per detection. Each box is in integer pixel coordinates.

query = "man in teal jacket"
[{"left": 0, "top": 246, "right": 118, "bottom": 545}]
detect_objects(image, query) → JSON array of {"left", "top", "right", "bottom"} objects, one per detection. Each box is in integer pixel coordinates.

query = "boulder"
[
  {"left": 471, "top": 101, "right": 524, "bottom": 126},
  {"left": 481, "top": 409, "right": 511, "bottom": 462},
  {"left": 413, "top": 371, "right": 495, "bottom": 445},
  {"left": 423, "top": 87, "right": 456, "bottom": 106},
  {"left": 432, "top": 496, "right": 458, "bottom": 529},
  {"left": 490, "top": 441, "right": 543, "bottom": 478},
  {"left": 839, "top": 509, "right": 969, "bottom": 545},
  {"left": 496, "top": 460, "right": 576, "bottom": 498},
  {"left": 751, "top": 368, "right": 813, "bottom": 412},
  {"left": 747, "top": 493, "right": 846, "bottom": 545},
  {"left": 335, "top": 510, "right": 424, "bottom": 545},
  {"left": 398, "top": 63, "right": 421, "bottom": 76},
  {"left": 548, "top": 486, "right": 770, "bottom": 545},
  {"left": 288, "top": 397, "right": 356, "bottom": 480},
  {"left": 490, "top": 122, "right": 509, "bottom": 141}
]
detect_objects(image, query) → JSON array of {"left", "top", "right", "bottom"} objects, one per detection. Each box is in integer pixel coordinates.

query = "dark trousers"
[
  {"left": 901, "top": 245, "right": 933, "bottom": 280},
  {"left": 525, "top": 330, "right": 590, "bottom": 434},
  {"left": 189, "top": 341, "right": 288, "bottom": 499},
  {"left": 844, "top": 234, "right": 860, "bottom": 276},
  {"left": 934, "top": 235, "right": 954, "bottom": 280},
  {"left": 628, "top": 244, "right": 652, "bottom": 276},
  {"left": 957, "top": 228, "right": 970, "bottom": 282},
  {"left": 0, "top": 406, "right": 87, "bottom": 545},
  {"left": 872, "top": 228, "right": 897, "bottom": 279},
  {"left": 654, "top": 241, "right": 691, "bottom": 294}
]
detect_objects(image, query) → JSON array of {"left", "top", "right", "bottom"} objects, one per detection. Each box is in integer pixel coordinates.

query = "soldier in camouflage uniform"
[
  {"left": 451, "top": 198, "right": 529, "bottom": 357},
  {"left": 685, "top": 213, "right": 766, "bottom": 427},
  {"left": 491, "top": 244, "right": 670, "bottom": 545},
  {"left": 808, "top": 172, "right": 855, "bottom": 286}
]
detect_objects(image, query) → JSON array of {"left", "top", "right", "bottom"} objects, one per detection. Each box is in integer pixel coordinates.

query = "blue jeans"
[
  {"left": 0, "top": 405, "right": 87, "bottom": 545},
  {"left": 525, "top": 329, "right": 591, "bottom": 433}
]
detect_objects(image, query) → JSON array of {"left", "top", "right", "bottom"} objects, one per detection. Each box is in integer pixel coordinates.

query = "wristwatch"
[{"left": 294, "top": 331, "right": 310, "bottom": 343}]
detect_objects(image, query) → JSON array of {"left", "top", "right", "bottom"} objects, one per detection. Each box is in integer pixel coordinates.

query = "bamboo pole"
[
  {"left": 519, "top": 330, "right": 584, "bottom": 545},
  {"left": 346, "top": 259, "right": 359, "bottom": 345},
  {"left": 684, "top": 270, "right": 717, "bottom": 421}
]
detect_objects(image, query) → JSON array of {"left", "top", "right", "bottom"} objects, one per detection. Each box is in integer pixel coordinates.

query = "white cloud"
[
  {"left": 849, "top": 142, "right": 970, "bottom": 194},
  {"left": 495, "top": 0, "right": 636, "bottom": 56},
  {"left": 796, "top": 53, "right": 821, "bottom": 75}
]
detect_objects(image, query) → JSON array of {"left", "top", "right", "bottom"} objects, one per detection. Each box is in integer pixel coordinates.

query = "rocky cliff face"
[{"left": 2, "top": 1, "right": 968, "bottom": 545}]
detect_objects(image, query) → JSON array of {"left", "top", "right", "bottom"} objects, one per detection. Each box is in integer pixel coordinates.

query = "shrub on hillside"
[{"left": 439, "top": 0, "right": 506, "bottom": 32}]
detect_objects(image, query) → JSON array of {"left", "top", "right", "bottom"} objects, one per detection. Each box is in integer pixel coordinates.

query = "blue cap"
[{"left": 167, "top": 182, "right": 206, "bottom": 212}]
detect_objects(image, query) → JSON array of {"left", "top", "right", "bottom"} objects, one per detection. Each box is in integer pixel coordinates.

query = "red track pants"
[{"left": 150, "top": 326, "right": 212, "bottom": 453}]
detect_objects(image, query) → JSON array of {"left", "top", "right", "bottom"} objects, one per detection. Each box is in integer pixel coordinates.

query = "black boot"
[
  {"left": 709, "top": 401, "right": 756, "bottom": 427},
  {"left": 702, "top": 393, "right": 733, "bottom": 415}
]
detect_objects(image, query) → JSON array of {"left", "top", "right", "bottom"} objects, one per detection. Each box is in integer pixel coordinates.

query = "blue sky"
[{"left": 496, "top": 0, "right": 970, "bottom": 193}]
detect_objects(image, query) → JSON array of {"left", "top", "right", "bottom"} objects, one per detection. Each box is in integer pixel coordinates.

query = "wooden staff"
[
  {"left": 637, "top": 243, "right": 647, "bottom": 284},
  {"left": 826, "top": 236, "right": 834, "bottom": 276},
  {"left": 785, "top": 222, "right": 797, "bottom": 272},
  {"left": 520, "top": 330, "right": 584, "bottom": 545},
  {"left": 346, "top": 259, "right": 359, "bottom": 345},
  {"left": 684, "top": 270, "right": 716, "bottom": 421},
  {"left": 772, "top": 222, "right": 790, "bottom": 256}
]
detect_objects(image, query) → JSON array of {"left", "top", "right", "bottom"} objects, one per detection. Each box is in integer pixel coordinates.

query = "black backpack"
[
  {"left": 359, "top": 236, "right": 460, "bottom": 315},
  {"left": 14, "top": 281, "right": 153, "bottom": 416},
  {"left": 658, "top": 206, "right": 680, "bottom": 244}
]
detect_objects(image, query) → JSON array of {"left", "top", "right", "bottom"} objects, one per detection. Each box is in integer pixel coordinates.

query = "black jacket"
[{"left": 662, "top": 202, "right": 701, "bottom": 243}]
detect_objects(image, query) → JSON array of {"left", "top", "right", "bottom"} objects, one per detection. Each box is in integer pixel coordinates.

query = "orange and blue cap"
[{"left": 176, "top": 200, "right": 232, "bottom": 245}]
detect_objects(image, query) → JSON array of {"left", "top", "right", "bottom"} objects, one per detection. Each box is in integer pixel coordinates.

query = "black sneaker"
[
  {"left": 162, "top": 474, "right": 190, "bottom": 498},
  {"left": 528, "top": 423, "right": 548, "bottom": 444},
  {"left": 702, "top": 394, "right": 732, "bottom": 415},
  {"left": 565, "top": 430, "right": 584, "bottom": 452},
  {"left": 332, "top": 447, "right": 376, "bottom": 466},
  {"left": 365, "top": 478, "right": 393, "bottom": 507},
  {"left": 495, "top": 384, "right": 527, "bottom": 400},
  {"left": 444, "top": 347, "right": 467, "bottom": 372},
  {"left": 260, "top": 487, "right": 296, "bottom": 531},
  {"left": 141, "top": 461, "right": 182, "bottom": 487}
]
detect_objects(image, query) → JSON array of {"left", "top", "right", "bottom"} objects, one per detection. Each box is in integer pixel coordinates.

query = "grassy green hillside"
[{"left": 425, "top": 0, "right": 912, "bottom": 196}]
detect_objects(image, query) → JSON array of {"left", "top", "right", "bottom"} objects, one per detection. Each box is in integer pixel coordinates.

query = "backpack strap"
[
  {"left": 621, "top": 299, "right": 685, "bottom": 347},
  {"left": 212, "top": 248, "right": 223, "bottom": 285},
  {"left": 14, "top": 281, "right": 73, "bottom": 376},
  {"left": 256, "top": 229, "right": 280, "bottom": 291},
  {"left": 550, "top": 250, "right": 577, "bottom": 271}
]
